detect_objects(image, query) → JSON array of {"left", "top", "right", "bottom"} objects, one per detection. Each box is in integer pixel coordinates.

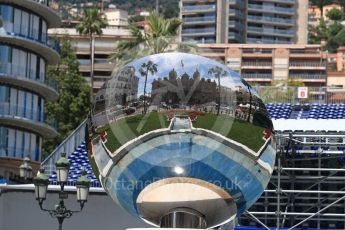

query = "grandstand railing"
[
  {"left": 42, "top": 119, "right": 87, "bottom": 174},
  {"left": 254, "top": 86, "right": 345, "bottom": 104}
]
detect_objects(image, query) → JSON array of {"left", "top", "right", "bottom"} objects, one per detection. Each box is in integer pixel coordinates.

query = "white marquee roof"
[{"left": 272, "top": 119, "right": 345, "bottom": 132}]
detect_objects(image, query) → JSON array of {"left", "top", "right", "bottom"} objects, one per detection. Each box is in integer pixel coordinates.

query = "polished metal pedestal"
[{"left": 160, "top": 208, "right": 206, "bottom": 229}]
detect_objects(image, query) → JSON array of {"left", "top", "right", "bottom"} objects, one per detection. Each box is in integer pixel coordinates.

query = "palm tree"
[
  {"left": 208, "top": 66, "right": 227, "bottom": 116},
  {"left": 139, "top": 61, "right": 158, "bottom": 114},
  {"left": 111, "top": 12, "right": 195, "bottom": 66},
  {"left": 76, "top": 8, "right": 107, "bottom": 99},
  {"left": 311, "top": 0, "right": 332, "bottom": 17}
]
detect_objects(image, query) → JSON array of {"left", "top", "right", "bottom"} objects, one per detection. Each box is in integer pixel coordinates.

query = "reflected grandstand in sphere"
[{"left": 88, "top": 53, "right": 276, "bottom": 228}]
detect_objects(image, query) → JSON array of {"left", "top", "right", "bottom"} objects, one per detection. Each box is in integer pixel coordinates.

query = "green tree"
[
  {"left": 309, "top": 15, "right": 345, "bottom": 52},
  {"left": 76, "top": 8, "right": 107, "bottom": 97},
  {"left": 326, "top": 7, "right": 343, "bottom": 20},
  {"left": 258, "top": 78, "right": 305, "bottom": 103},
  {"left": 43, "top": 39, "right": 91, "bottom": 157},
  {"left": 111, "top": 12, "right": 195, "bottom": 67},
  {"left": 312, "top": 0, "right": 333, "bottom": 16},
  {"left": 139, "top": 61, "right": 158, "bottom": 114}
]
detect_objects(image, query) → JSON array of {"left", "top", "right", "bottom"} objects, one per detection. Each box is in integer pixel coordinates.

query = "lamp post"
[
  {"left": 33, "top": 153, "right": 90, "bottom": 230},
  {"left": 19, "top": 156, "right": 33, "bottom": 182}
]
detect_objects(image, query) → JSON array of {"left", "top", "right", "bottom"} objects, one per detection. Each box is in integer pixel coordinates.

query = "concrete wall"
[{"left": 0, "top": 186, "right": 148, "bottom": 230}]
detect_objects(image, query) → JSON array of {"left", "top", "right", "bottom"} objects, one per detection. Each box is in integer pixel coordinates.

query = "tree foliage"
[
  {"left": 42, "top": 39, "right": 91, "bottom": 157},
  {"left": 76, "top": 8, "right": 108, "bottom": 37},
  {"left": 326, "top": 7, "right": 343, "bottom": 20},
  {"left": 258, "top": 79, "right": 306, "bottom": 103},
  {"left": 111, "top": 12, "right": 196, "bottom": 69},
  {"left": 309, "top": 11, "right": 345, "bottom": 52}
]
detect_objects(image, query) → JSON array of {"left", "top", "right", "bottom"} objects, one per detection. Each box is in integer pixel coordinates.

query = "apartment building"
[
  {"left": 49, "top": 27, "right": 131, "bottom": 93},
  {"left": 0, "top": 0, "right": 61, "bottom": 176},
  {"left": 198, "top": 44, "right": 327, "bottom": 87},
  {"left": 180, "top": 0, "right": 308, "bottom": 44}
]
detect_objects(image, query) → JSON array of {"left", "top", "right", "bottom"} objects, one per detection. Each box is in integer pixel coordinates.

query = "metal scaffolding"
[{"left": 239, "top": 131, "right": 345, "bottom": 229}]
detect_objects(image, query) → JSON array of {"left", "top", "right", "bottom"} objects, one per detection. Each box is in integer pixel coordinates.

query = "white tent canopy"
[{"left": 272, "top": 119, "right": 345, "bottom": 132}]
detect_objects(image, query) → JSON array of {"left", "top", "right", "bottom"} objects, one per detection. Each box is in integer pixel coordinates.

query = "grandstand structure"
[{"left": 41, "top": 86, "right": 345, "bottom": 229}]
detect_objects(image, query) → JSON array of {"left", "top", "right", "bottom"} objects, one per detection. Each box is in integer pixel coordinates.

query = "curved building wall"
[
  {"left": 0, "top": 4, "right": 48, "bottom": 44},
  {"left": 0, "top": 126, "right": 41, "bottom": 161},
  {"left": 0, "top": 45, "right": 46, "bottom": 84},
  {"left": 0, "top": 0, "right": 60, "bottom": 166}
]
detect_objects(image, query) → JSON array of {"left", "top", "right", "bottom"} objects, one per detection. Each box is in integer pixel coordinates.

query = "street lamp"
[
  {"left": 19, "top": 156, "right": 33, "bottom": 181},
  {"left": 33, "top": 153, "right": 90, "bottom": 230}
]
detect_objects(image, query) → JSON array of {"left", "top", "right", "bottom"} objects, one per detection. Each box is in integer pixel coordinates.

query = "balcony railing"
[
  {"left": 242, "top": 73, "right": 272, "bottom": 79},
  {"left": 182, "top": 27, "right": 216, "bottom": 34},
  {"left": 290, "top": 49, "right": 321, "bottom": 54},
  {"left": 3, "top": 23, "right": 60, "bottom": 53},
  {"left": 228, "top": 21, "right": 244, "bottom": 30},
  {"left": 247, "top": 26, "right": 294, "bottom": 36},
  {"left": 182, "top": 5, "right": 216, "bottom": 12},
  {"left": 289, "top": 62, "right": 327, "bottom": 67},
  {"left": 247, "top": 37, "right": 292, "bottom": 44},
  {"left": 248, "top": 4, "right": 295, "bottom": 14},
  {"left": 0, "top": 102, "right": 57, "bottom": 128},
  {"left": 229, "top": 9, "right": 245, "bottom": 18},
  {"left": 242, "top": 62, "right": 273, "bottom": 67},
  {"left": 228, "top": 32, "right": 243, "bottom": 41},
  {"left": 247, "top": 15, "right": 294, "bottom": 25},
  {"left": 0, "top": 62, "right": 58, "bottom": 91},
  {"left": 0, "top": 146, "right": 40, "bottom": 161},
  {"left": 290, "top": 74, "right": 326, "bottom": 79},
  {"left": 242, "top": 49, "right": 273, "bottom": 54},
  {"left": 183, "top": 16, "right": 216, "bottom": 23},
  {"left": 229, "top": 0, "right": 245, "bottom": 8}
]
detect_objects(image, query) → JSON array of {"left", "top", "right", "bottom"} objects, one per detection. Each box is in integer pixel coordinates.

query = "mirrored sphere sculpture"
[{"left": 87, "top": 52, "right": 276, "bottom": 228}]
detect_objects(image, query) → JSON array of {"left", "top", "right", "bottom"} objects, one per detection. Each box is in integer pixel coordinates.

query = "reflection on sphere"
[{"left": 88, "top": 53, "right": 276, "bottom": 228}]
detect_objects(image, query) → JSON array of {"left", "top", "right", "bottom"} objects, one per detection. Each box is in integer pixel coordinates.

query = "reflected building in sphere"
[{"left": 88, "top": 53, "right": 276, "bottom": 229}]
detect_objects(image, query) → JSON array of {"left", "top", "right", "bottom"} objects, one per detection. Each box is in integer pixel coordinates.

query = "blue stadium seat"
[{"left": 49, "top": 142, "right": 100, "bottom": 187}]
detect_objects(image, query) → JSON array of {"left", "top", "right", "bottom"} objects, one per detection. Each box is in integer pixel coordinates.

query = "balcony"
[
  {"left": 0, "top": 31, "right": 60, "bottom": 64},
  {"left": 247, "top": 26, "right": 294, "bottom": 37},
  {"left": 248, "top": 4, "right": 295, "bottom": 15},
  {"left": 229, "top": 0, "right": 245, "bottom": 9},
  {"left": 183, "top": 16, "right": 216, "bottom": 25},
  {"left": 242, "top": 62, "right": 272, "bottom": 69},
  {"left": 181, "top": 27, "right": 216, "bottom": 36},
  {"left": 229, "top": 0, "right": 244, "bottom": 8},
  {"left": 290, "top": 74, "right": 326, "bottom": 81},
  {"left": 242, "top": 73, "right": 272, "bottom": 79},
  {"left": 79, "top": 62, "right": 115, "bottom": 72},
  {"left": 0, "top": 102, "right": 58, "bottom": 138},
  {"left": 289, "top": 49, "right": 324, "bottom": 58},
  {"left": 247, "top": 15, "right": 294, "bottom": 26},
  {"left": 228, "top": 21, "right": 244, "bottom": 31},
  {"left": 228, "top": 32, "right": 243, "bottom": 42},
  {"left": 183, "top": 38, "right": 216, "bottom": 44},
  {"left": 264, "top": 0, "right": 295, "bottom": 4},
  {"left": 229, "top": 9, "right": 244, "bottom": 19},
  {"left": 0, "top": 0, "right": 61, "bottom": 27},
  {"left": 0, "top": 62, "right": 59, "bottom": 101},
  {"left": 247, "top": 37, "right": 292, "bottom": 44},
  {"left": 289, "top": 62, "right": 327, "bottom": 69},
  {"left": 182, "top": 5, "right": 216, "bottom": 13},
  {"left": 0, "top": 146, "right": 40, "bottom": 161}
]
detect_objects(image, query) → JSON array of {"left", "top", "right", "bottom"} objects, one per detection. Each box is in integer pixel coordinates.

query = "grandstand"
[{"left": 41, "top": 86, "right": 345, "bottom": 229}]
